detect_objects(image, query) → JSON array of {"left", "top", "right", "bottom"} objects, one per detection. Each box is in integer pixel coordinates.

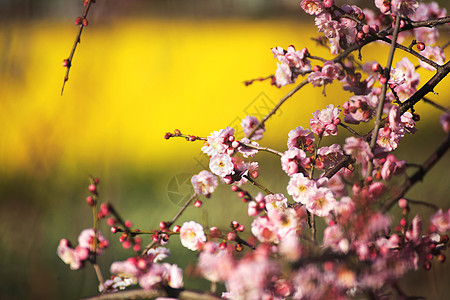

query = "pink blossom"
[
  {"left": 413, "top": 27, "right": 439, "bottom": 45},
  {"left": 287, "top": 126, "right": 315, "bottom": 150},
  {"left": 146, "top": 247, "right": 171, "bottom": 263},
  {"left": 179, "top": 221, "right": 207, "bottom": 251},
  {"left": 110, "top": 258, "right": 142, "bottom": 279},
  {"left": 198, "top": 242, "right": 234, "bottom": 282},
  {"left": 395, "top": 57, "right": 420, "bottom": 90},
  {"left": 287, "top": 173, "right": 316, "bottom": 204},
  {"left": 411, "top": 1, "right": 447, "bottom": 21},
  {"left": 400, "top": 112, "right": 417, "bottom": 134},
  {"left": 237, "top": 138, "right": 259, "bottom": 158},
  {"left": 274, "top": 62, "right": 293, "bottom": 87},
  {"left": 376, "top": 126, "right": 401, "bottom": 152},
  {"left": 430, "top": 209, "right": 450, "bottom": 233},
  {"left": 419, "top": 46, "right": 445, "bottom": 71},
  {"left": 304, "top": 186, "right": 336, "bottom": 217},
  {"left": 78, "top": 228, "right": 108, "bottom": 255},
  {"left": 307, "top": 70, "right": 328, "bottom": 87},
  {"left": 340, "top": 5, "right": 363, "bottom": 29},
  {"left": 265, "top": 193, "right": 289, "bottom": 211},
  {"left": 310, "top": 104, "right": 340, "bottom": 136},
  {"left": 281, "top": 148, "right": 306, "bottom": 176},
  {"left": 57, "top": 239, "right": 83, "bottom": 270},
  {"left": 191, "top": 170, "right": 218, "bottom": 197},
  {"left": 388, "top": 105, "right": 402, "bottom": 132},
  {"left": 300, "top": 0, "right": 324, "bottom": 15},
  {"left": 441, "top": 113, "right": 450, "bottom": 133},
  {"left": 375, "top": 0, "right": 391, "bottom": 14},
  {"left": 267, "top": 208, "right": 299, "bottom": 240},
  {"left": 139, "top": 263, "right": 183, "bottom": 290},
  {"left": 387, "top": 68, "right": 406, "bottom": 87},
  {"left": 391, "top": 0, "right": 418, "bottom": 16},
  {"left": 327, "top": 171, "right": 347, "bottom": 197},
  {"left": 323, "top": 224, "right": 350, "bottom": 253},
  {"left": 285, "top": 45, "right": 307, "bottom": 69},
  {"left": 316, "top": 144, "right": 343, "bottom": 169},
  {"left": 251, "top": 215, "right": 279, "bottom": 243},
  {"left": 241, "top": 115, "right": 265, "bottom": 140},
  {"left": 362, "top": 212, "right": 391, "bottom": 241},
  {"left": 321, "top": 61, "right": 343, "bottom": 80},
  {"left": 315, "top": 13, "right": 341, "bottom": 39},
  {"left": 209, "top": 154, "right": 234, "bottom": 177},
  {"left": 381, "top": 154, "right": 406, "bottom": 181},
  {"left": 343, "top": 94, "right": 375, "bottom": 124},
  {"left": 201, "top": 127, "right": 235, "bottom": 156},
  {"left": 343, "top": 136, "right": 373, "bottom": 164}
]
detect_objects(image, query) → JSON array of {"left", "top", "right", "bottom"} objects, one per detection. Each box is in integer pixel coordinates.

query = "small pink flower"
[
  {"left": 387, "top": 68, "right": 406, "bottom": 87},
  {"left": 315, "top": 13, "right": 341, "bottom": 39},
  {"left": 343, "top": 95, "right": 375, "bottom": 124},
  {"left": 198, "top": 242, "right": 234, "bottom": 282},
  {"left": 391, "top": 0, "right": 418, "bottom": 16},
  {"left": 146, "top": 247, "right": 171, "bottom": 263},
  {"left": 57, "top": 239, "right": 83, "bottom": 270},
  {"left": 304, "top": 187, "right": 336, "bottom": 217},
  {"left": 251, "top": 215, "right": 279, "bottom": 243},
  {"left": 191, "top": 170, "right": 218, "bottom": 197},
  {"left": 281, "top": 148, "right": 307, "bottom": 176},
  {"left": 419, "top": 46, "right": 445, "bottom": 71},
  {"left": 343, "top": 136, "right": 373, "bottom": 163},
  {"left": 265, "top": 193, "right": 289, "bottom": 211},
  {"left": 241, "top": 116, "right": 265, "bottom": 140},
  {"left": 201, "top": 127, "right": 235, "bottom": 156},
  {"left": 274, "top": 62, "right": 293, "bottom": 87},
  {"left": 287, "top": 126, "right": 314, "bottom": 150},
  {"left": 317, "top": 144, "right": 343, "bottom": 169},
  {"left": 430, "top": 209, "right": 450, "bottom": 233},
  {"left": 237, "top": 138, "right": 259, "bottom": 158},
  {"left": 209, "top": 154, "right": 234, "bottom": 177},
  {"left": 375, "top": 0, "right": 391, "bottom": 14},
  {"left": 441, "top": 113, "right": 450, "bottom": 133},
  {"left": 310, "top": 104, "right": 340, "bottom": 136},
  {"left": 300, "top": 0, "right": 324, "bottom": 15},
  {"left": 377, "top": 126, "right": 401, "bottom": 152},
  {"left": 381, "top": 154, "right": 405, "bottom": 181},
  {"left": 287, "top": 173, "right": 316, "bottom": 204},
  {"left": 78, "top": 228, "right": 108, "bottom": 255},
  {"left": 180, "top": 221, "right": 207, "bottom": 251},
  {"left": 414, "top": 27, "right": 439, "bottom": 46}
]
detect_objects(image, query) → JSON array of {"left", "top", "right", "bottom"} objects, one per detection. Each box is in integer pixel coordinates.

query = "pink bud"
[
  {"left": 173, "top": 225, "right": 181, "bottom": 233},
  {"left": 398, "top": 198, "right": 408, "bottom": 209},
  {"left": 125, "top": 220, "right": 132, "bottom": 228},
  {"left": 194, "top": 199, "right": 203, "bottom": 207}
]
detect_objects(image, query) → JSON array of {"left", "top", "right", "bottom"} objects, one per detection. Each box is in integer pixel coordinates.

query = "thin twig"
[
  {"left": 422, "top": 97, "right": 450, "bottom": 114},
  {"left": 61, "top": 0, "right": 95, "bottom": 95},
  {"left": 339, "top": 122, "right": 361, "bottom": 137},
  {"left": 405, "top": 198, "right": 440, "bottom": 210},
  {"left": 239, "top": 141, "right": 283, "bottom": 156},
  {"left": 247, "top": 80, "right": 309, "bottom": 139},
  {"left": 141, "top": 193, "right": 197, "bottom": 256},
  {"left": 367, "top": 16, "right": 402, "bottom": 177},
  {"left": 382, "top": 133, "right": 450, "bottom": 212},
  {"left": 243, "top": 174, "right": 273, "bottom": 195}
]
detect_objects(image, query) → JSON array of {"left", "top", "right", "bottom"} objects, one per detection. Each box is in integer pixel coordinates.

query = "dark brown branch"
[
  {"left": 382, "top": 133, "right": 450, "bottom": 212},
  {"left": 82, "top": 288, "right": 221, "bottom": 300}
]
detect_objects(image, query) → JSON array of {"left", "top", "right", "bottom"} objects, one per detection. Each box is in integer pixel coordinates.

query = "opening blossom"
[
  {"left": 287, "top": 173, "right": 317, "bottom": 204},
  {"left": 209, "top": 153, "right": 234, "bottom": 178},
  {"left": 300, "top": 0, "right": 324, "bottom": 16},
  {"left": 310, "top": 104, "right": 340, "bottom": 136},
  {"left": 191, "top": 170, "right": 218, "bottom": 197},
  {"left": 241, "top": 115, "right": 265, "bottom": 140},
  {"left": 179, "top": 221, "right": 207, "bottom": 251}
]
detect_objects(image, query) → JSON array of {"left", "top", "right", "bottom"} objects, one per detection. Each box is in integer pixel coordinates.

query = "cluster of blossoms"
[
  {"left": 57, "top": 229, "right": 109, "bottom": 270},
  {"left": 58, "top": 0, "right": 450, "bottom": 299}
]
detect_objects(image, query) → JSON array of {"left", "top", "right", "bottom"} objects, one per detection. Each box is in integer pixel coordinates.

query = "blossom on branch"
[
  {"left": 191, "top": 170, "right": 218, "bottom": 197},
  {"left": 180, "top": 221, "right": 207, "bottom": 251}
]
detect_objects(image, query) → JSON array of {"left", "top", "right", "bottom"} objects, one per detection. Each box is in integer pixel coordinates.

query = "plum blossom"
[
  {"left": 310, "top": 104, "right": 340, "bottom": 136},
  {"left": 287, "top": 173, "right": 316, "bottom": 204},
  {"left": 57, "top": 239, "right": 83, "bottom": 270},
  {"left": 380, "top": 154, "right": 406, "bottom": 181},
  {"left": 391, "top": 0, "right": 418, "bottom": 16},
  {"left": 237, "top": 138, "right": 259, "bottom": 158},
  {"left": 139, "top": 263, "right": 183, "bottom": 290},
  {"left": 265, "top": 193, "right": 289, "bottom": 211},
  {"left": 316, "top": 144, "right": 343, "bottom": 169},
  {"left": 304, "top": 186, "right": 336, "bottom": 217},
  {"left": 343, "top": 136, "right": 373, "bottom": 163},
  {"left": 78, "top": 229, "right": 108, "bottom": 254},
  {"left": 377, "top": 126, "right": 401, "bottom": 152},
  {"left": 413, "top": 27, "right": 439, "bottom": 45},
  {"left": 375, "top": 0, "right": 391, "bottom": 14},
  {"left": 241, "top": 115, "right": 265, "bottom": 140},
  {"left": 315, "top": 13, "right": 341, "bottom": 39},
  {"left": 274, "top": 62, "right": 293, "bottom": 87},
  {"left": 179, "top": 221, "right": 207, "bottom": 251},
  {"left": 201, "top": 127, "right": 235, "bottom": 156},
  {"left": 287, "top": 126, "right": 314, "bottom": 150},
  {"left": 209, "top": 154, "right": 234, "bottom": 177},
  {"left": 430, "top": 209, "right": 450, "bottom": 233},
  {"left": 191, "top": 170, "right": 218, "bottom": 197},
  {"left": 441, "top": 113, "right": 450, "bottom": 133},
  {"left": 343, "top": 94, "right": 376, "bottom": 124},
  {"left": 419, "top": 46, "right": 445, "bottom": 71},
  {"left": 308, "top": 61, "right": 342, "bottom": 88},
  {"left": 281, "top": 148, "right": 307, "bottom": 176},
  {"left": 411, "top": 1, "right": 447, "bottom": 21},
  {"left": 198, "top": 242, "right": 234, "bottom": 282},
  {"left": 300, "top": 0, "right": 324, "bottom": 15}
]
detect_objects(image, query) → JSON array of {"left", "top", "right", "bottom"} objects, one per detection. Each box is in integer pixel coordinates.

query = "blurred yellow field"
[{"left": 1, "top": 18, "right": 447, "bottom": 177}]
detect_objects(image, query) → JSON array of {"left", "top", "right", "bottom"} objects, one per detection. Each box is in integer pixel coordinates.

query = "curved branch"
[{"left": 82, "top": 288, "right": 221, "bottom": 300}]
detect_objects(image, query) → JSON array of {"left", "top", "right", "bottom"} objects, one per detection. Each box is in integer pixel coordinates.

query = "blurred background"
[{"left": 0, "top": 0, "right": 449, "bottom": 299}]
